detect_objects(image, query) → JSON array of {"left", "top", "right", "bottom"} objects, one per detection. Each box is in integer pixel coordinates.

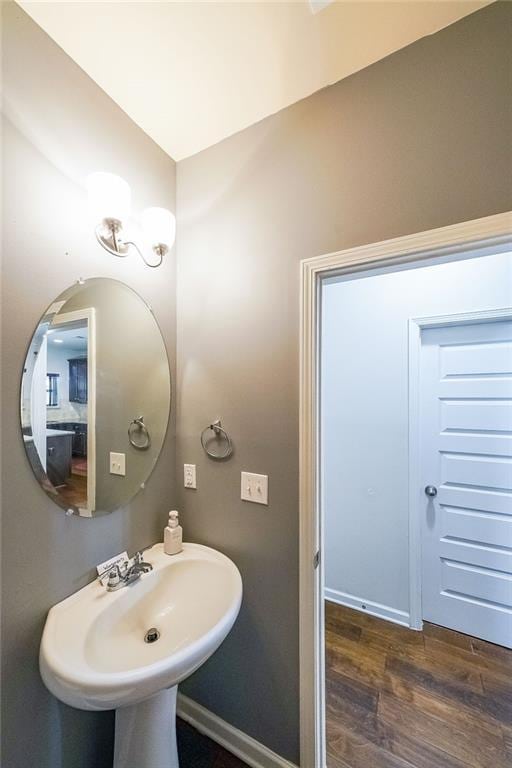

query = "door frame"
[
  {"left": 408, "top": 306, "right": 512, "bottom": 630},
  {"left": 299, "top": 211, "right": 512, "bottom": 768},
  {"left": 50, "top": 307, "right": 96, "bottom": 516}
]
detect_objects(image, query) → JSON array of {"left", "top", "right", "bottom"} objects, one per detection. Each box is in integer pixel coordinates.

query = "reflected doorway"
[
  {"left": 46, "top": 319, "right": 90, "bottom": 510},
  {"left": 21, "top": 307, "right": 96, "bottom": 515}
]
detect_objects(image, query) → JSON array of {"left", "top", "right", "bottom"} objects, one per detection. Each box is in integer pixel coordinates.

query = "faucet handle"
[
  {"left": 106, "top": 565, "right": 121, "bottom": 590},
  {"left": 133, "top": 548, "right": 153, "bottom": 572},
  {"left": 133, "top": 546, "right": 151, "bottom": 564}
]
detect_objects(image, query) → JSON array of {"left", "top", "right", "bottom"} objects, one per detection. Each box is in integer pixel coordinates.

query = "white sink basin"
[{"left": 40, "top": 543, "right": 242, "bottom": 768}]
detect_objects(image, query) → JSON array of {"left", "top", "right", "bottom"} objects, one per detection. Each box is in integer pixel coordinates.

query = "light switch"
[
  {"left": 184, "top": 463, "right": 197, "bottom": 489},
  {"left": 241, "top": 472, "right": 268, "bottom": 505},
  {"left": 110, "top": 452, "right": 126, "bottom": 476}
]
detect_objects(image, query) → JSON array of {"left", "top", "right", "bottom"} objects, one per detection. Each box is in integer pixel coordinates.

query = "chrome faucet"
[{"left": 103, "top": 550, "right": 153, "bottom": 592}]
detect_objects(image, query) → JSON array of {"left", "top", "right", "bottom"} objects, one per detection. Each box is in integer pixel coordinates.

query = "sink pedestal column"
[{"left": 113, "top": 686, "right": 179, "bottom": 768}]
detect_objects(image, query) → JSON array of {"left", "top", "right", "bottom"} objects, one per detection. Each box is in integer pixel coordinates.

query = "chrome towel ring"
[
  {"left": 200, "top": 419, "right": 233, "bottom": 460},
  {"left": 128, "top": 416, "right": 151, "bottom": 450}
]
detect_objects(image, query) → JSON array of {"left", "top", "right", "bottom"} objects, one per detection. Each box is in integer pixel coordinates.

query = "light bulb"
[
  {"left": 141, "top": 207, "right": 176, "bottom": 250},
  {"left": 86, "top": 172, "right": 131, "bottom": 225}
]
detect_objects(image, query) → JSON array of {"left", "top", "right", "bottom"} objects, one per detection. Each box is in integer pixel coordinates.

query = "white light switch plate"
[
  {"left": 110, "top": 452, "right": 126, "bottom": 476},
  {"left": 241, "top": 472, "right": 268, "bottom": 505},
  {"left": 184, "top": 463, "right": 197, "bottom": 489}
]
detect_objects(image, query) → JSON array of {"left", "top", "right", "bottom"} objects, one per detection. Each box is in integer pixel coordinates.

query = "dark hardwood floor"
[
  {"left": 325, "top": 601, "right": 512, "bottom": 768},
  {"left": 55, "top": 471, "right": 87, "bottom": 508},
  {"left": 177, "top": 719, "right": 249, "bottom": 768},
  {"left": 174, "top": 605, "right": 511, "bottom": 768}
]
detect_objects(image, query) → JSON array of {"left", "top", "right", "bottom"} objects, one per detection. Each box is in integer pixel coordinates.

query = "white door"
[{"left": 420, "top": 319, "right": 512, "bottom": 647}]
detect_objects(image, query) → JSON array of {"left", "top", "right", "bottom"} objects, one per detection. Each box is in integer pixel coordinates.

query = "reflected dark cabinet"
[
  {"left": 69, "top": 358, "right": 88, "bottom": 404},
  {"left": 48, "top": 422, "right": 87, "bottom": 458},
  {"left": 72, "top": 424, "right": 87, "bottom": 458},
  {"left": 46, "top": 433, "right": 72, "bottom": 487}
]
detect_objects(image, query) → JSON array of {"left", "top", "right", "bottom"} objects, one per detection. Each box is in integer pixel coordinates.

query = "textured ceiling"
[{"left": 19, "top": 1, "right": 492, "bottom": 160}]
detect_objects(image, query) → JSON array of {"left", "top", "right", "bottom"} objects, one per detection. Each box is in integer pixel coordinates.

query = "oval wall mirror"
[{"left": 20, "top": 278, "right": 171, "bottom": 517}]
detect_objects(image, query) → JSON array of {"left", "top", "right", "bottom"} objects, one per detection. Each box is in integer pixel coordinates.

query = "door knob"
[{"left": 425, "top": 485, "right": 437, "bottom": 497}]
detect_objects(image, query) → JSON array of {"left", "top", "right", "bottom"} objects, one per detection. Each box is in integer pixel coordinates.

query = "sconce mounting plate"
[{"left": 95, "top": 219, "right": 130, "bottom": 257}]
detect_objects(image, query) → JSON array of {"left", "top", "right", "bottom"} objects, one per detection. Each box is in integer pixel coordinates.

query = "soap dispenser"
[{"left": 164, "top": 510, "right": 183, "bottom": 555}]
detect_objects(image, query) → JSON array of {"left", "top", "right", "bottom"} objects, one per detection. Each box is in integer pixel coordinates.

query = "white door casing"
[
  {"left": 419, "top": 317, "right": 512, "bottom": 648},
  {"left": 31, "top": 333, "right": 48, "bottom": 470},
  {"left": 300, "top": 212, "right": 512, "bottom": 768}
]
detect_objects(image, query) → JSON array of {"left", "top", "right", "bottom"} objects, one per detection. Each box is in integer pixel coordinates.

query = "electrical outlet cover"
[{"left": 184, "top": 463, "right": 197, "bottom": 489}]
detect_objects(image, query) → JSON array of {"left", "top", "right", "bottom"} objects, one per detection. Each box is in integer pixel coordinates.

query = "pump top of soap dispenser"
[{"left": 168, "top": 510, "right": 179, "bottom": 527}]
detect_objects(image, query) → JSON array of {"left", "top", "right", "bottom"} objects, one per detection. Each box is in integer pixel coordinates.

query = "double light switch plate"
[
  {"left": 110, "top": 452, "right": 126, "bottom": 476},
  {"left": 241, "top": 472, "right": 268, "bottom": 505}
]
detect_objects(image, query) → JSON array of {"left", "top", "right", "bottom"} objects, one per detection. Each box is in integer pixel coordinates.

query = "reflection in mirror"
[{"left": 21, "top": 279, "right": 170, "bottom": 517}]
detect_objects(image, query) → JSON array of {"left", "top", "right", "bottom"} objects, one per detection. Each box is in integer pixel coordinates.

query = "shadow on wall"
[
  {"left": 2, "top": 607, "right": 115, "bottom": 768},
  {"left": 57, "top": 705, "right": 114, "bottom": 768}
]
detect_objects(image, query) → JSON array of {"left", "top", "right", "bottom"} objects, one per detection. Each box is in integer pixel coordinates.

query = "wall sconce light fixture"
[{"left": 86, "top": 172, "right": 175, "bottom": 268}]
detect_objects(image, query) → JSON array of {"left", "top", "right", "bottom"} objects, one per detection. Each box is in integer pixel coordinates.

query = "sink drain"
[{"left": 144, "top": 627, "right": 160, "bottom": 644}]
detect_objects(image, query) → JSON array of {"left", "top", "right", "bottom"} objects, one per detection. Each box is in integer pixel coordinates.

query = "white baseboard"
[
  {"left": 325, "top": 587, "right": 411, "bottom": 628},
  {"left": 177, "top": 693, "right": 299, "bottom": 768}
]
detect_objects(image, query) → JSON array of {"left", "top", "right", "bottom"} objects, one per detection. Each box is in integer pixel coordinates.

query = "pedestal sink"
[{"left": 40, "top": 543, "right": 242, "bottom": 768}]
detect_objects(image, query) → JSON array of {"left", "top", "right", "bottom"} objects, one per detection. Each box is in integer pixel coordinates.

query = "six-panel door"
[{"left": 420, "top": 320, "right": 512, "bottom": 648}]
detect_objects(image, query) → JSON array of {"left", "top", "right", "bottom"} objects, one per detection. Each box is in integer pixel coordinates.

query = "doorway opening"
[
  {"left": 298, "top": 212, "right": 512, "bottom": 768},
  {"left": 21, "top": 306, "right": 97, "bottom": 515}
]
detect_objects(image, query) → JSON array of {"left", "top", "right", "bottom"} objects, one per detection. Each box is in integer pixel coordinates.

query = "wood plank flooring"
[
  {"left": 173, "top": 605, "right": 511, "bottom": 768},
  {"left": 55, "top": 472, "right": 87, "bottom": 508},
  {"left": 325, "top": 601, "right": 512, "bottom": 768}
]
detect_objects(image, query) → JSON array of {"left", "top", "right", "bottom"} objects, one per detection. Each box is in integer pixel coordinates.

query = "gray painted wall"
[
  {"left": 2, "top": 2, "right": 512, "bottom": 767},
  {"left": 322, "top": 251, "right": 512, "bottom": 618},
  {"left": 176, "top": 3, "right": 512, "bottom": 763},
  {"left": 1, "top": 4, "right": 177, "bottom": 767}
]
